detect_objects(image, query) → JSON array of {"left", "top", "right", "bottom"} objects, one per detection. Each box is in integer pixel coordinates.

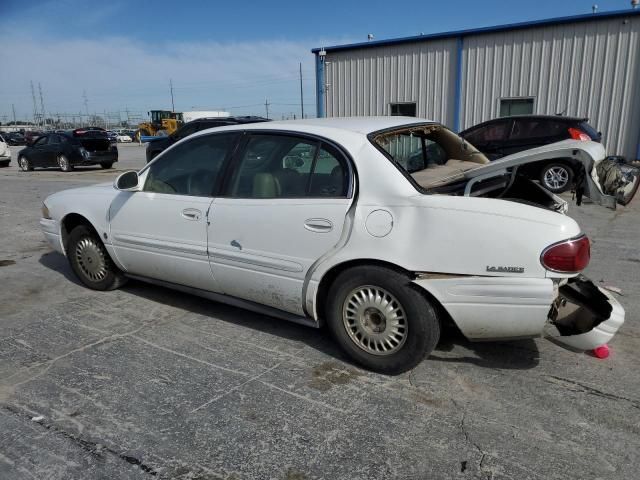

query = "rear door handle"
[
  {"left": 304, "top": 218, "right": 333, "bottom": 233},
  {"left": 181, "top": 208, "right": 202, "bottom": 221}
]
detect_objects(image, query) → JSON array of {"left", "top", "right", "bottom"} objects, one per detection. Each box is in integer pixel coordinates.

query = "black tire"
[
  {"left": 18, "top": 155, "right": 33, "bottom": 171},
  {"left": 326, "top": 266, "right": 440, "bottom": 374},
  {"left": 67, "top": 225, "right": 127, "bottom": 291},
  {"left": 539, "top": 162, "right": 574, "bottom": 193},
  {"left": 100, "top": 162, "right": 113, "bottom": 169},
  {"left": 58, "top": 154, "right": 74, "bottom": 172}
]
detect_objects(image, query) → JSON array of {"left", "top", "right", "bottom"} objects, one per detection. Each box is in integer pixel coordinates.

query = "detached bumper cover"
[{"left": 546, "top": 281, "right": 625, "bottom": 350}]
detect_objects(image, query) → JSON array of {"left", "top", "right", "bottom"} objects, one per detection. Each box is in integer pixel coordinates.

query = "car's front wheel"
[
  {"left": 540, "top": 162, "right": 574, "bottom": 193},
  {"left": 67, "top": 225, "right": 127, "bottom": 291},
  {"left": 18, "top": 155, "right": 33, "bottom": 171},
  {"left": 326, "top": 266, "right": 440, "bottom": 374},
  {"left": 58, "top": 154, "right": 74, "bottom": 172},
  {"left": 100, "top": 162, "right": 113, "bottom": 169}
]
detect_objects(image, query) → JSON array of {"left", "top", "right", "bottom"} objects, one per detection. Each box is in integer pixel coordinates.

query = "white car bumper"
[
  {"left": 40, "top": 218, "right": 65, "bottom": 254},
  {"left": 413, "top": 275, "right": 624, "bottom": 349},
  {"left": 545, "top": 285, "right": 625, "bottom": 350}
]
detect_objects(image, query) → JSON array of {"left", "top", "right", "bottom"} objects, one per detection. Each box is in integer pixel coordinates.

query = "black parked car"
[
  {"left": 17, "top": 128, "right": 118, "bottom": 172},
  {"left": 145, "top": 116, "right": 270, "bottom": 163},
  {"left": 3, "top": 132, "right": 26, "bottom": 146},
  {"left": 460, "top": 115, "right": 602, "bottom": 193}
]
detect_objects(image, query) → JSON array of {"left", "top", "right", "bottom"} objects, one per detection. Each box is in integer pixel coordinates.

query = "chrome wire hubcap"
[
  {"left": 75, "top": 237, "right": 107, "bottom": 281},
  {"left": 59, "top": 156, "right": 68, "bottom": 170},
  {"left": 343, "top": 286, "right": 407, "bottom": 356},
  {"left": 544, "top": 166, "right": 569, "bottom": 190}
]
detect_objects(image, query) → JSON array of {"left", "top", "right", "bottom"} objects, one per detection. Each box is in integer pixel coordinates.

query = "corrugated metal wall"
[
  {"left": 461, "top": 16, "right": 640, "bottom": 158},
  {"left": 323, "top": 14, "right": 640, "bottom": 159},
  {"left": 325, "top": 39, "right": 457, "bottom": 125}
]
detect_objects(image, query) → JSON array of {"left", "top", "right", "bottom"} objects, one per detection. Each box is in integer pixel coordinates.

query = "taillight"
[
  {"left": 568, "top": 127, "right": 591, "bottom": 141},
  {"left": 541, "top": 235, "right": 590, "bottom": 273}
]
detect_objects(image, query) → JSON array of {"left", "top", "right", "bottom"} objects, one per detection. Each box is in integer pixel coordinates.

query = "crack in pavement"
[
  {"left": 1, "top": 404, "right": 158, "bottom": 476},
  {"left": 545, "top": 375, "right": 640, "bottom": 410},
  {"left": 452, "top": 399, "right": 493, "bottom": 480},
  {"left": 1, "top": 318, "right": 162, "bottom": 390}
]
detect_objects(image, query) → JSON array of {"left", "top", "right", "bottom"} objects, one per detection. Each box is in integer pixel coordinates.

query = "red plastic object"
[{"left": 592, "top": 344, "right": 610, "bottom": 359}]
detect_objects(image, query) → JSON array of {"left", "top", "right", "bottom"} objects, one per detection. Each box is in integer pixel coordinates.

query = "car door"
[
  {"left": 28, "top": 135, "right": 51, "bottom": 166},
  {"left": 109, "top": 132, "right": 238, "bottom": 292},
  {"left": 208, "top": 132, "right": 354, "bottom": 315}
]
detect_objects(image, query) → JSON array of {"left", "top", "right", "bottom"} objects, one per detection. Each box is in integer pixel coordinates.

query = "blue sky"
[{"left": 0, "top": 0, "right": 633, "bottom": 122}]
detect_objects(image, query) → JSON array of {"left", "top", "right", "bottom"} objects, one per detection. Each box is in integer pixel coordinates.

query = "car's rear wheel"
[
  {"left": 58, "top": 154, "right": 74, "bottom": 172},
  {"left": 540, "top": 163, "right": 574, "bottom": 193},
  {"left": 326, "top": 266, "right": 440, "bottom": 374},
  {"left": 100, "top": 162, "right": 113, "bottom": 169},
  {"left": 18, "top": 155, "right": 33, "bottom": 171},
  {"left": 67, "top": 225, "right": 127, "bottom": 291}
]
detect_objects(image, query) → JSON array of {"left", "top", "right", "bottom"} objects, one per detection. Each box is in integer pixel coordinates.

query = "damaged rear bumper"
[{"left": 545, "top": 276, "right": 625, "bottom": 350}]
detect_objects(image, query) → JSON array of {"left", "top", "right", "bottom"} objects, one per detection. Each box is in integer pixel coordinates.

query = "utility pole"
[
  {"left": 11, "top": 104, "right": 16, "bottom": 124},
  {"left": 82, "top": 90, "right": 89, "bottom": 126},
  {"left": 30, "top": 81, "right": 39, "bottom": 127},
  {"left": 170, "top": 79, "right": 175, "bottom": 112},
  {"left": 38, "top": 83, "right": 47, "bottom": 129},
  {"left": 265, "top": 98, "right": 270, "bottom": 119},
  {"left": 299, "top": 62, "right": 304, "bottom": 119}
]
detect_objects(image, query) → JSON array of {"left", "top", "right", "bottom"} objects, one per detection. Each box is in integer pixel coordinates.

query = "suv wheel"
[
  {"left": 67, "top": 225, "right": 127, "bottom": 291},
  {"left": 100, "top": 162, "right": 113, "bottom": 169},
  {"left": 326, "top": 266, "right": 440, "bottom": 374},
  {"left": 540, "top": 163, "right": 574, "bottom": 193}
]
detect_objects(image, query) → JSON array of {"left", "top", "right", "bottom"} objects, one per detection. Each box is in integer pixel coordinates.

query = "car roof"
[{"left": 198, "top": 116, "right": 436, "bottom": 136}]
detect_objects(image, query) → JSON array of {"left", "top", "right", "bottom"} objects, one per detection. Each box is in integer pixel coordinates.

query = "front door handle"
[
  {"left": 304, "top": 218, "right": 333, "bottom": 233},
  {"left": 181, "top": 208, "right": 202, "bottom": 221}
]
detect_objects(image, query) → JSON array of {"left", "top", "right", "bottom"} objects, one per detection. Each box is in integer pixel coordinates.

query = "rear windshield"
[{"left": 370, "top": 124, "right": 490, "bottom": 190}]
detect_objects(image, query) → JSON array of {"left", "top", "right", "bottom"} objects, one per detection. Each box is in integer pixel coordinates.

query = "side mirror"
[{"left": 114, "top": 171, "right": 140, "bottom": 191}]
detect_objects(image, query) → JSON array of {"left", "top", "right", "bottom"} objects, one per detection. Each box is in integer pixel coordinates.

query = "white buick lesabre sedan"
[{"left": 40, "top": 117, "right": 625, "bottom": 373}]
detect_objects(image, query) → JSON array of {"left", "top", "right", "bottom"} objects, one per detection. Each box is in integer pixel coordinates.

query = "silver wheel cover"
[
  {"left": 543, "top": 166, "right": 569, "bottom": 190},
  {"left": 75, "top": 237, "right": 108, "bottom": 281},
  {"left": 342, "top": 285, "right": 408, "bottom": 356}
]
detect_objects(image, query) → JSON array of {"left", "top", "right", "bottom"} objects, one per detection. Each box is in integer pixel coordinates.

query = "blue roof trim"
[{"left": 311, "top": 9, "right": 640, "bottom": 54}]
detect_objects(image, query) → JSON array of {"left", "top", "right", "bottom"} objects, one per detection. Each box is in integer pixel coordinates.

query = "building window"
[
  {"left": 390, "top": 103, "right": 417, "bottom": 117},
  {"left": 499, "top": 98, "right": 534, "bottom": 117}
]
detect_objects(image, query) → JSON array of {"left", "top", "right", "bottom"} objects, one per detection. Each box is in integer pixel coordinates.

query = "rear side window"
[
  {"left": 226, "top": 134, "right": 348, "bottom": 198},
  {"left": 144, "top": 133, "right": 235, "bottom": 196},
  {"left": 510, "top": 119, "right": 565, "bottom": 140}
]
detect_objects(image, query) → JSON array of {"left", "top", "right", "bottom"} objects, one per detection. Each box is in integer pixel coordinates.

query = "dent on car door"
[
  {"left": 109, "top": 132, "right": 239, "bottom": 292},
  {"left": 208, "top": 133, "right": 354, "bottom": 315}
]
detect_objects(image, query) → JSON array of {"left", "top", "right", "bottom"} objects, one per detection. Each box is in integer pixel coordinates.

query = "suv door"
[
  {"left": 109, "top": 132, "right": 238, "bottom": 291},
  {"left": 208, "top": 132, "right": 354, "bottom": 315}
]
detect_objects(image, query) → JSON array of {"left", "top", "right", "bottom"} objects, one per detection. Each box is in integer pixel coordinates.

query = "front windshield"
[{"left": 370, "top": 124, "right": 490, "bottom": 190}]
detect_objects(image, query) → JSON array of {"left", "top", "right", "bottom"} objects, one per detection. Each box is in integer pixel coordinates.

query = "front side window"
[
  {"left": 464, "top": 121, "right": 511, "bottom": 146},
  {"left": 175, "top": 122, "right": 200, "bottom": 140},
  {"left": 226, "top": 134, "right": 348, "bottom": 198},
  {"left": 33, "top": 136, "right": 48, "bottom": 147},
  {"left": 143, "top": 133, "right": 235, "bottom": 196}
]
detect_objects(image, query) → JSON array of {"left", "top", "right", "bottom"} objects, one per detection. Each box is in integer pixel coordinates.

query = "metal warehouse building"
[{"left": 312, "top": 9, "right": 640, "bottom": 160}]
